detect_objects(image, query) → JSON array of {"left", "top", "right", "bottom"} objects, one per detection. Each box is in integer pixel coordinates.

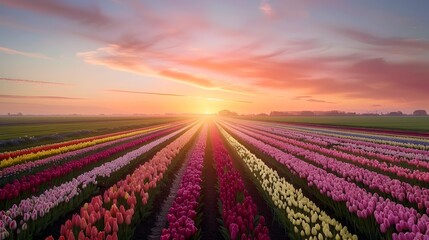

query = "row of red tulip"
[{"left": 211, "top": 124, "right": 269, "bottom": 240}]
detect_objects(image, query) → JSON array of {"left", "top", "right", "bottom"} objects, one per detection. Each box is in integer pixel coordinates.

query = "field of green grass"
[
  {"left": 240, "top": 116, "right": 429, "bottom": 132},
  {"left": 0, "top": 116, "right": 186, "bottom": 140}
]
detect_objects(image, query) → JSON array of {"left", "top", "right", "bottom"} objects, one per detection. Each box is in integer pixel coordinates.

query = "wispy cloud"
[
  {"left": 78, "top": 44, "right": 251, "bottom": 95},
  {"left": 0, "top": 94, "right": 83, "bottom": 100},
  {"left": 0, "top": 77, "right": 70, "bottom": 86},
  {"left": 306, "top": 99, "right": 336, "bottom": 104},
  {"left": 259, "top": 0, "right": 273, "bottom": 16},
  {"left": 0, "top": 46, "right": 51, "bottom": 60},
  {"left": 202, "top": 97, "right": 252, "bottom": 104},
  {"left": 107, "top": 89, "right": 252, "bottom": 104},
  {"left": 158, "top": 69, "right": 215, "bottom": 89},
  {"left": 335, "top": 27, "right": 429, "bottom": 51},
  {"left": 291, "top": 95, "right": 312, "bottom": 100},
  {"left": 106, "top": 89, "right": 184, "bottom": 97},
  {"left": 0, "top": 0, "right": 113, "bottom": 26},
  {"left": 291, "top": 95, "right": 336, "bottom": 104}
]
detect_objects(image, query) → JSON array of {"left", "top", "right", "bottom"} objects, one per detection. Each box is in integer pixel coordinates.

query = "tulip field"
[{"left": 1, "top": 117, "right": 429, "bottom": 240}]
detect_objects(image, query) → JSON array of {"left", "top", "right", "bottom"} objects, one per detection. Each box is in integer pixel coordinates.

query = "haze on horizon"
[{"left": 1, "top": 0, "right": 428, "bottom": 115}]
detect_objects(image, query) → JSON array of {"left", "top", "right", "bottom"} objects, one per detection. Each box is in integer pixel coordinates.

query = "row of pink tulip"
[
  {"left": 0, "top": 123, "right": 184, "bottom": 181},
  {"left": 287, "top": 124, "right": 429, "bottom": 152},
  {"left": 234, "top": 122, "right": 429, "bottom": 184},
  {"left": 221, "top": 122, "right": 429, "bottom": 238},
  {"left": 242, "top": 119, "right": 429, "bottom": 157},
  {"left": 161, "top": 126, "right": 207, "bottom": 240},
  {"left": 232, "top": 120, "right": 429, "bottom": 170},
  {"left": 256, "top": 122, "right": 429, "bottom": 169},
  {"left": 0, "top": 125, "right": 190, "bottom": 240},
  {"left": 225, "top": 122, "right": 429, "bottom": 211},
  {"left": 211, "top": 125, "right": 269, "bottom": 240},
  {"left": 53, "top": 123, "right": 201, "bottom": 240},
  {"left": 334, "top": 143, "right": 429, "bottom": 169},
  {"left": 0, "top": 126, "right": 181, "bottom": 204}
]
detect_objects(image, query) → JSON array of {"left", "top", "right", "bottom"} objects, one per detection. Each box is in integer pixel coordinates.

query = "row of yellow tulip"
[
  {"left": 0, "top": 124, "right": 173, "bottom": 169},
  {"left": 219, "top": 125, "right": 358, "bottom": 240}
]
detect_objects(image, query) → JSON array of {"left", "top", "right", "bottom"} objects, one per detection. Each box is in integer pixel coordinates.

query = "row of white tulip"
[{"left": 218, "top": 125, "right": 357, "bottom": 240}]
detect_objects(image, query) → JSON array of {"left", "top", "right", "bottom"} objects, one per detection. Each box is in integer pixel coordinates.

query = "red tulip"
[
  {"left": 229, "top": 223, "right": 239, "bottom": 240},
  {"left": 78, "top": 231, "right": 85, "bottom": 240},
  {"left": 117, "top": 212, "right": 124, "bottom": 225},
  {"left": 125, "top": 214, "right": 132, "bottom": 225},
  {"left": 91, "top": 226, "right": 98, "bottom": 238},
  {"left": 80, "top": 217, "right": 87, "bottom": 230},
  {"left": 104, "top": 222, "right": 111, "bottom": 233},
  {"left": 67, "top": 231, "right": 75, "bottom": 240},
  {"left": 112, "top": 219, "right": 119, "bottom": 233}
]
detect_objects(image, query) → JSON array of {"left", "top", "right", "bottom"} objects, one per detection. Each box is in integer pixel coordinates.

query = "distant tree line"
[{"left": 218, "top": 109, "right": 428, "bottom": 117}]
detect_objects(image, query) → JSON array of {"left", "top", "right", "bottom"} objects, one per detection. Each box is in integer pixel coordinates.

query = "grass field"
[
  {"left": 0, "top": 116, "right": 186, "bottom": 140},
  {"left": 240, "top": 116, "right": 429, "bottom": 132}
]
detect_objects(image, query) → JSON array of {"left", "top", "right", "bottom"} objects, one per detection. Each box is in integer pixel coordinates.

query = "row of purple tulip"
[
  {"left": 161, "top": 125, "right": 207, "bottom": 240},
  {"left": 232, "top": 120, "right": 429, "bottom": 170}
]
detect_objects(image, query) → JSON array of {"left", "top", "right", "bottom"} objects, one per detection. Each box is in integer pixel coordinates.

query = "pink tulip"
[{"left": 9, "top": 220, "right": 17, "bottom": 230}]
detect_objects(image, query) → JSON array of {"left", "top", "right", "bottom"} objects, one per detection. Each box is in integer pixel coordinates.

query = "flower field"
[{"left": 0, "top": 117, "right": 428, "bottom": 240}]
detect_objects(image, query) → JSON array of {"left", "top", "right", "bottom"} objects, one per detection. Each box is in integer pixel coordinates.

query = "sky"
[{"left": 1, "top": 0, "right": 429, "bottom": 115}]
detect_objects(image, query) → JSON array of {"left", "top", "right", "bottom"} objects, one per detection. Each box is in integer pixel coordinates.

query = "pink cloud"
[
  {"left": 335, "top": 27, "right": 429, "bottom": 51},
  {"left": 0, "top": 0, "right": 112, "bottom": 26},
  {"left": 158, "top": 69, "right": 215, "bottom": 89},
  {"left": 259, "top": 0, "right": 274, "bottom": 16},
  {"left": 7, "top": 0, "right": 425, "bottom": 105},
  {"left": 77, "top": 43, "right": 252, "bottom": 94}
]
